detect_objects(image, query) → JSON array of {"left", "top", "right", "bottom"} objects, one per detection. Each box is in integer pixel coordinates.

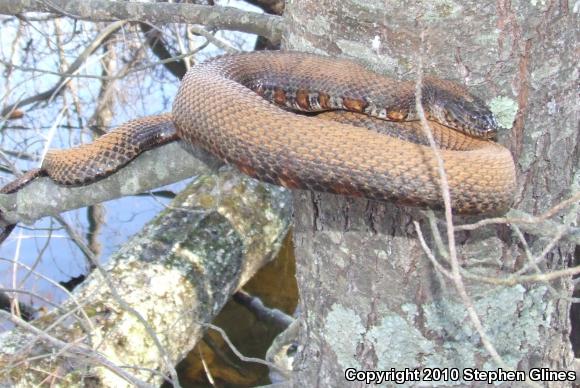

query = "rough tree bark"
[{"left": 284, "top": 1, "right": 578, "bottom": 386}]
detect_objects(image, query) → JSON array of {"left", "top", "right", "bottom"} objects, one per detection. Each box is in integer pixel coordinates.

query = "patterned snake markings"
[{"left": 0, "top": 51, "right": 516, "bottom": 242}]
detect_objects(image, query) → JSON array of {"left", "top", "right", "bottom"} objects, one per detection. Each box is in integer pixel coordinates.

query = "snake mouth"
[
  {"left": 429, "top": 98, "right": 499, "bottom": 139},
  {"left": 421, "top": 79, "right": 499, "bottom": 139}
]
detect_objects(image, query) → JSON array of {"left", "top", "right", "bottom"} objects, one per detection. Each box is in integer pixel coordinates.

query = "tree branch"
[
  {"left": 454, "top": 196, "right": 580, "bottom": 245},
  {"left": 0, "top": 0, "right": 283, "bottom": 42},
  {"left": 0, "top": 166, "right": 292, "bottom": 386},
  {"left": 0, "top": 141, "right": 223, "bottom": 227},
  {"left": 139, "top": 23, "right": 187, "bottom": 80}
]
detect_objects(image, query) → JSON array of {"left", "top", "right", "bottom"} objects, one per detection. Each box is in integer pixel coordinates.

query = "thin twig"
[
  {"left": 413, "top": 221, "right": 453, "bottom": 279},
  {"left": 53, "top": 214, "right": 182, "bottom": 387},
  {"left": 454, "top": 193, "right": 580, "bottom": 245},
  {"left": 0, "top": 310, "right": 154, "bottom": 388},
  {"left": 0, "top": 50, "right": 198, "bottom": 81},
  {"left": 198, "top": 347, "right": 217, "bottom": 387},
  {"left": 415, "top": 30, "right": 526, "bottom": 380},
  {"left": 0, "top": 256, "right": 95, "bottom": 333},
  {"left": 1, "top": 287, "right": 59, "bottom": 309},
  {"left": 189, "top": 25, "right": 239, "bottom": 54},
  {"left": 461, "top": 265, "right": 580, "bottom": 286},
  {"left": 1, "top": 20, "right": 128, "bottom": 117},
  {"left": 203, "top": 322, "right": 291, "bottom": 377},
  {"left": 510, "top": 225, "right": 560, "bottom": 296}
]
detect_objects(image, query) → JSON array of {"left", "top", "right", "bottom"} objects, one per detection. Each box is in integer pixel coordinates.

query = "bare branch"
[
  {"left": 412, "top": 220, "right": 453, "bottom": 279},
  {"left": 0, "top": 310, "right": 154, "bottom": 387},
  {"left": 188, "top": 25, "right": 239, "bottom": 54},
  {"left": 203, "top": 322, "right": 290, "bottom": 377},
  {"left": 233, "top": 290, "right": 294, "bottom": 329},
  {"left": 0, "top": 0, "right": 283, "bottom": 41},
  {"left": 0, "top": 141, "right": 223, "bottom": 227},
  {"left": 140, "top": 23, "right": 187, "bottom": 79},
  {"left": 454, "top": 194, "right": 580, "bottom": 245},
  {"left": 461, "top": 264, "right": 580, "bottom": 287},
  {"left": 1, "top": 20, "right": 128, "bottom": 118}
]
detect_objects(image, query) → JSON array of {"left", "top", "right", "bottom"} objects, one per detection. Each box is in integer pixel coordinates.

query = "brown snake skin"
[{"left": 1, "top": 51, "right": 516, "bottom": 218}]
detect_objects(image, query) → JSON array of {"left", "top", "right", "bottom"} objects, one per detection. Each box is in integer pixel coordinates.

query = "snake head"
[{"left": 423, "top": 78, "right": 499, "bottom": 139}]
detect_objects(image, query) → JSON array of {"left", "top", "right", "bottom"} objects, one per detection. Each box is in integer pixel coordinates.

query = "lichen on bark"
[{"left": 0, "top": 166, "right": 292, "bottom": 387}]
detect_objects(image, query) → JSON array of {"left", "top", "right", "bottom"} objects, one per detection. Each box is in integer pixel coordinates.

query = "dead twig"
[
  {"left": 1, "top": 20, "right": 128, "bottom": 118},
  {"left": 0, "top": 310, "right": 154, "bottom": 388},
  {"left": 203, "top": 322, "right": 291, "bottom": 378},
  {"left": 454, "top": 194, "right": 580, "bottom": 245},
  {"left": 414, "top": 31, "right": 541, "bottom": 388}
]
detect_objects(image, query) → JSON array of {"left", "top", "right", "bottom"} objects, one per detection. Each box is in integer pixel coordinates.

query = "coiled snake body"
[{"left": 1, "top": 51, "right": 516, "bottom": 219}]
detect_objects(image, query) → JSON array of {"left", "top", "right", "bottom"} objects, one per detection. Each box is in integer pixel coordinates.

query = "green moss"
[{"left": 488, "top": 96, "right": 518, "bottom": 129}]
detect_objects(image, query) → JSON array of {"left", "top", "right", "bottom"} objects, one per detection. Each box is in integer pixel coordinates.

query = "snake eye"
[{"left": 440, "top": 97, "right": 499, "bottom": 138}]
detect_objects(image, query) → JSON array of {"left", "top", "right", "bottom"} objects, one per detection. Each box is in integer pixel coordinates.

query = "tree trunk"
[{"left": 284, "top": 1, "right": 578, "bottom": 386}]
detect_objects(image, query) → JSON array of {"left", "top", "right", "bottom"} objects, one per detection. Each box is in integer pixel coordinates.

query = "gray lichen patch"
[
  {"left": 368, "top": 314, "right": 435, "bottom": 370},
  {"left": 401, "top": 303, "right": 418, "bottom": 322},
  {"left": 324, "top": 286, "right": 549, "bottom": 385},
  {"left": 324, "top": 304, "right": 365, "bottom": 370},
  {"left": 423, "top": 285, "right": 550, "bottom": 367},
  {"left": 474, "top": 29, "right": 500, "bottom": 46},
  {"left": 530, "top": 57, "right": 565, "bottom": 89}
]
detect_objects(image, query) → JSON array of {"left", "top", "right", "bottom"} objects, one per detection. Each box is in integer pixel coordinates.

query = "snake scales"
[{"left": 1, "top": 51, "right": 515, "bottom": 219}]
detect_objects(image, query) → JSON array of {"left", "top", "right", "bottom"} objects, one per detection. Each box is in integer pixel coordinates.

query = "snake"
[{"left": 0, "top": 51, "right": 516, "bottom": 227}]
